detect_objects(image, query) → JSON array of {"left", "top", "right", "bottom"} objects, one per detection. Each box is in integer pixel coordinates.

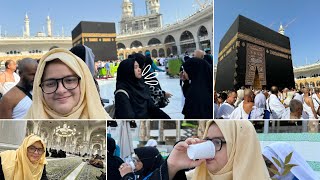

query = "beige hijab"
[
  {"left": 188, "top": 120, "right": 270, "bottom": 180},
  {"left": 0, "top": 135, "right": 47, "bottom": 180},
  {"left": 25, "top": 48, "right": 110, "bottom": 119}
]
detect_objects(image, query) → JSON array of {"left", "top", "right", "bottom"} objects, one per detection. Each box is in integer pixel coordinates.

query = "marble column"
[
  {"left": 176, "top": 120, "right": 181, "bottom": 141},
  {"left": 159, "top": 121, "right": 164, "bottom": 141},
  {"left": 146, "top": 121, "right": 150, "bottom": 140},
  {"left": 139, "top": 121, "right": 146, "bottom": 141},
  {"left": 176, "top": 41, "right": 182, "bottom": 55},
  {"left": 82, "top": 141, "right": 89, "bottom": 155},
  {"left": 0, "top": 120, "right": 27, "bottom": 150},
  {"left": 194, "top": 35, "right": 200, "bottom": 50}
]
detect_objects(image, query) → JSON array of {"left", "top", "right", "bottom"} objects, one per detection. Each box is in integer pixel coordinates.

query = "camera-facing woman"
[{"left": 0, "top": 134, "right": 48, "bottom": 179}]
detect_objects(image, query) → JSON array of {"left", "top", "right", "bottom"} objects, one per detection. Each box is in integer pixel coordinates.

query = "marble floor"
[{"left": 98, "top": 66, "right": 184, "bottom": 119}]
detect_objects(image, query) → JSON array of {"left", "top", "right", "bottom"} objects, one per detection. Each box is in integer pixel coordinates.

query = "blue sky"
[
  {"left": 0, "top": 0, "right": 196, "bottom": 36},
  {"left": 214, "top": 0, "right": 320, "bottom": 67}
]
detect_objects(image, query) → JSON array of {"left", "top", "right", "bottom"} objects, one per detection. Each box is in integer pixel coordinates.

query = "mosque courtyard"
[{"left": 99, "top": 66, "right": 184, "bottom": 119}]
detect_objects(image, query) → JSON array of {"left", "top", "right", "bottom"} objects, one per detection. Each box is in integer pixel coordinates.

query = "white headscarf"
[
  {"left": 145, "top": 139, "right": 158, "bottom": 147},
  {"left": 263, "top": 142, "right": 318, "bottom": 180}
]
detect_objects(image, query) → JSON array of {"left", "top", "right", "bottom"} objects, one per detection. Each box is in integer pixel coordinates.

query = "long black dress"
[
  {"left": 115, "top": 58, "right": 170, "bottom": 119},
  {"left": 182, "top": 58, "right": 213, "bottom": 119}
]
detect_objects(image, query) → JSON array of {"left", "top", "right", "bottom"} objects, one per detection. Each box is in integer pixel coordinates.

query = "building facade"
[
  {"left": 117, "top": 0, "right": 213, "bottom": 59},
  {"left": 0, "top": 1, "right": 213, "bottom": 64},
  {"left": 294, "top": 62, "right": 320, "bottom": 89},
  {"left": 0, "top": 14, "right": 72, "bottom": 67}
]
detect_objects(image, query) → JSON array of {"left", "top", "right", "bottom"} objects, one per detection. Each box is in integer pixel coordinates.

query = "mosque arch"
[
  {"left": 164, "top": 35, "right": 175, "bottom": 44},
  {"left": 299, "top": 83, "right": 304, "bottom": 89},
  {"left": 316, "top": 81, "right": 320, "bottom": 86},
  {"left": 198, "top": 25, "right": 208, "bottom": 38},
  {"left": 166, "top": 48, "right": 172, "bottom": 56},
  {"left": 310, "top": 81, "right": 315, "bottom": 88},
  {"left": 89, "top": 125, "right": 106, "bottom": 137},
  {"left": 180, "top": 30, "right": 194, "bottom": 41},
  {"left": 117, "top": 43, "right": 126, "bottom": 49},
  {"left": 148, "top": 38, "right": 161, "bottom": 46},
  {"left": 151, "top": 49, "right": 158, "bottom": 57},
  {"left": 92, "top": 144, "right": 101, "bottom": 150},
  {"left": 159, "top": 48, "right": 165, "bottom": 57},
  {"left": 138, "top": 51, "right": 143, "bottom": 54},
  {"left": 118, "top": 53, "right": 124, "bottom": 60},
  {"left": 305, "top": 82, "right": 309, "bottom": 88},
  {"left": 130, "top": 40, "right": 143, "bottom": 48}
]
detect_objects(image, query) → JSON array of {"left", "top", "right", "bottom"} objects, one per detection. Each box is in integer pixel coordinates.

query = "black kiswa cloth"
[
  {"left": 182, "top": 58, "right": 213, "bottom": 119},
  {"left": 16, "top": 85, "right": 32, "bottom": 100}
]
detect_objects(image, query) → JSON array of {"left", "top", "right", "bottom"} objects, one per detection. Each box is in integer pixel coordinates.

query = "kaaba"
[
  {"left": 72, "top": 21, "right": 117, "bottom": 60},
  {"left": 215, "top": 15, "right": 295, "bottom": 91}
]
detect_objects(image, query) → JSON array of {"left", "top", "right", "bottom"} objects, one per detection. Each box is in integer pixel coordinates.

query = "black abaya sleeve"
[
  {"left": 0, "top": 157, "right": 4, "bottom": 180},
  {"left": 121, "top": 172, "right": 135, "bottom": 180},
  {"left": 142, "top": 159, "right": 187, "bottom": 180},
  {"left": 115, "top": 93, "right": 135, "bottom": 119},
  {"left": 147, "top": 99, "right": 171, "bottom": 119},
  {"left": 41, "top": 165, "right": 48, "bottom": 180}
]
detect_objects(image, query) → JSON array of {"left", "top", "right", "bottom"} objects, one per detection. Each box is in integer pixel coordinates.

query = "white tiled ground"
[{"left": 98, "top": 67, "right": 184, "bottom": 119}]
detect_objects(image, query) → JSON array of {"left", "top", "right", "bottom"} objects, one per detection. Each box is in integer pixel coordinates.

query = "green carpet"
[
  {"left": 76, "top": 163, "right": 106, "bottom": 180},
  {"left": 46, "top": 157, "right": 82, "bottom": 180}
]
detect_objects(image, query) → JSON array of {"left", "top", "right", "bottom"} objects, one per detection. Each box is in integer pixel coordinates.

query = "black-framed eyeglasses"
[
  {"left": 27, "top": 146, "right": 45, "bottom": 154},
  {"left": 204, "top": 137, "right": 226, "bottom": 151},
  {"left": 39, "top": 76, "right": 81, "bottom": 94}
]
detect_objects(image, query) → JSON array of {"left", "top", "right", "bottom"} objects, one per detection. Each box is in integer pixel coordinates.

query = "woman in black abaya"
[
  {"left": 119, "top": 146, "right": 165, "bottom": 180},
  {"left": 182, "top": 57, "right": 213, "bottom": 119},
  {"left": 114, "top": 58, "right": 170, "bottom": 119}
]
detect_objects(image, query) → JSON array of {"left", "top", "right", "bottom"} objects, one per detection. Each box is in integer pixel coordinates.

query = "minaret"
[
  {"left": 147, "top": 0, "right": 160, "bottom": 14},
  {"left": 47, "top": 15, "right": 52, "bottom": 37},
  {"left": 278, "top": 23, "right": 285, "bottom": 35},
  {"left": 122, "top": 0, "right": 133, "bottom": 19},
  {"left": 24, "top": 13, "right": 30, "bottom": 37}
]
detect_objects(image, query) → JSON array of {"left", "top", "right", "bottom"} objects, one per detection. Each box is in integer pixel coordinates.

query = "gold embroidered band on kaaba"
[
  {"left": 218, "top": 32, "right": 292, "bottom": 61},
  {"left": 72, "top": 33, "right": 117, "bottom": 44}
]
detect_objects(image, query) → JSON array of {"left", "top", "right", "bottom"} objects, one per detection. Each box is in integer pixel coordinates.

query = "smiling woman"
[
  {"left": 0, "top": 134, "right": 47, "bottom": 179},
  {"left": 25, "top": 48, "right": 110, "bottom": 119}
]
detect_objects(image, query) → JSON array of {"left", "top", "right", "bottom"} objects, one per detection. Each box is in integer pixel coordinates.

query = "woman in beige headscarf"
[
  {"left": 25, "top": 48, "right": 110, "bottom": 119},
  {"left": 0, "top": 134, "right": 47, "bottom": 179},
  {"left": 167, "top": 120, "right": 270, "bottom": 180}
]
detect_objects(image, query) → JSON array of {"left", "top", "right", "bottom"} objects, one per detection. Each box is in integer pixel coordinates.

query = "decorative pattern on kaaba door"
[{"left": 245, "top": 43, "right": 267, "bottom": 86}]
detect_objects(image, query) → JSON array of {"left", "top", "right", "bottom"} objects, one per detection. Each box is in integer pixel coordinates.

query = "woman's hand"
[
  {"left": 165, "top": 92, "right": 173, "bottom": 99},
  {"left": 118, "top": 163, "right": 133, "bottom": 177},
  {"left": 167, "top": 138, "right": 206, "bottom": 179}
]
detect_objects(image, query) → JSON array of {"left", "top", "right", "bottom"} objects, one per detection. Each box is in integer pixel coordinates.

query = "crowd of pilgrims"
[
  {"left": 108, "top": 121, "right": 318, "bottom": 180},
  {"left": 215, "top": 85, "right": 320, "bottom": 121},
  {"left": 0, "top": 45, "right": 213, "bottom": 119}
]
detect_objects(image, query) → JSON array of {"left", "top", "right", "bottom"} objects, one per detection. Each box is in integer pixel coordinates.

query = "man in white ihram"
[
  {"left": 229, "top": 89, "right": 254, "bottom": 119},
  {"left": 216, "top": 90, "right": 237, "bottom": 119},
  {"left": 0, "top": 60, "right": 20, "bottom": 95},
  {"left": 266, "top": 86, "right": 285, "bottom": 119}
]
